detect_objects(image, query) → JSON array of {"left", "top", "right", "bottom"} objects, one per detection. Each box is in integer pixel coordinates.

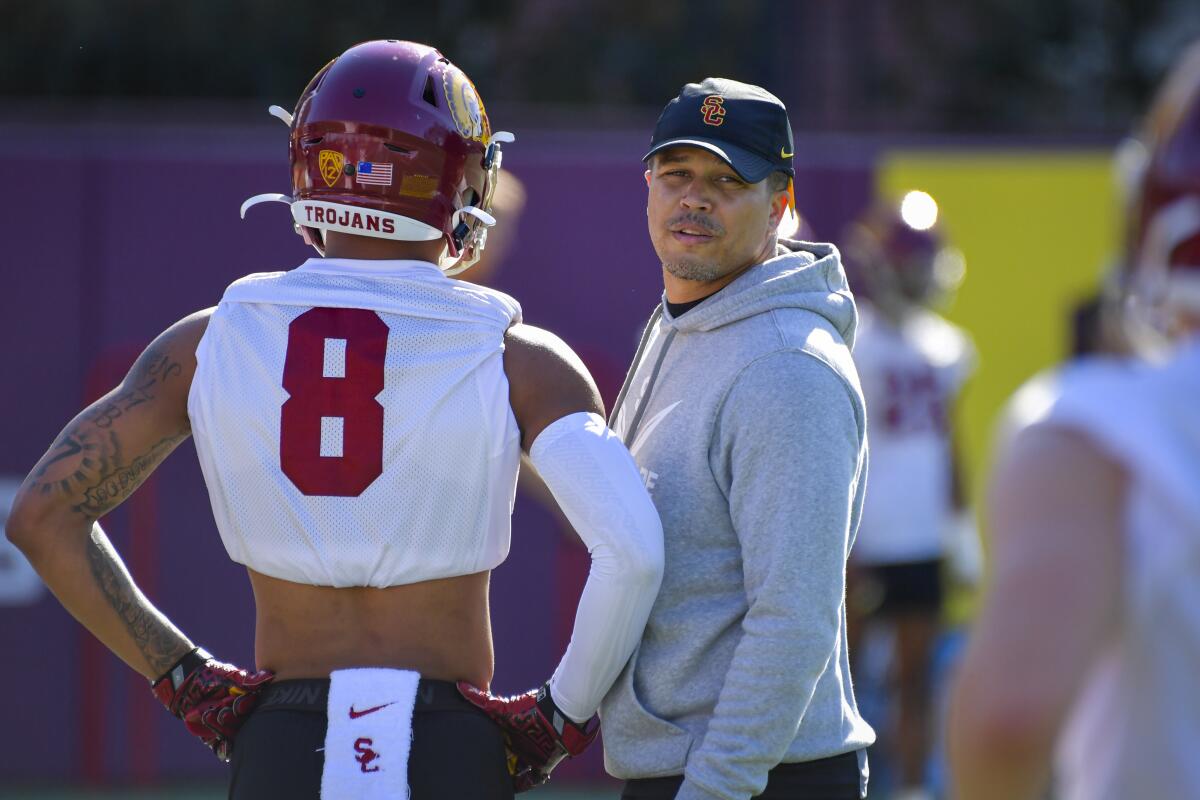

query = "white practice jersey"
[
  {"left": 852, "top": 302, "right": 975, "bottom": 564},
  {"left": 1039, "top": 341, "right": 1200, "bottom": 800},
  {"left": 188, "top": 258, "right": 522, "bottom": 588}
]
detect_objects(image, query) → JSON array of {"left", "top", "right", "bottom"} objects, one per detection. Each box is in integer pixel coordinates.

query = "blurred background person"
[
  {"left": 461, "top": 167, "right": 528, "bottom": 289},
  {"left": 992, "top": 283, "right": 1134, "bottom": 450},
  {"left": 949, "top": 39, "right": 1200, "bottom": 800},
  {"left": 840, "top": 192, "right": 978, "bottom": 800}
]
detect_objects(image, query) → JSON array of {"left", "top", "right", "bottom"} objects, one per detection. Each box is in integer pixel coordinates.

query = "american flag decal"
[{"left": 355, "top": 161, "right": 394, "bottom": 186}]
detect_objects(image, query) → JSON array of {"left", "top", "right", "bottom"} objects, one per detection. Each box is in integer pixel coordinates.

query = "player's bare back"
[{"left": 249, "top": 567, "right": 493, "bottom": 686}]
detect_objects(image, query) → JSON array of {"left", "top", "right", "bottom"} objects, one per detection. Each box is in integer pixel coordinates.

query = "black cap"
[{"left": 644, "top": 77, "right": 795, "bottom": 183}]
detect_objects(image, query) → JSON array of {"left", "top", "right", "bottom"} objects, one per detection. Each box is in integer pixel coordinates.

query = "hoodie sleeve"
[{"left": 678, "top": 349, "right": 866, "bottom": 800}]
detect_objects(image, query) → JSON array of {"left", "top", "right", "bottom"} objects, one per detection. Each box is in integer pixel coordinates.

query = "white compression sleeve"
[{"left": 530, "top": 411, "right": 664, "bottom": 723}]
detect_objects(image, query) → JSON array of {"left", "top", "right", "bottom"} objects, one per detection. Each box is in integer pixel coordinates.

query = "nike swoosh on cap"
[{"left": 780, "top": 147, "right": 793, "bottom": 158}]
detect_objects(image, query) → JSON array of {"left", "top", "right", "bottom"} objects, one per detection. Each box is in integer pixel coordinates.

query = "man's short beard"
[{"left": 663, "top": 258, "right": 728, "bottom": 282}]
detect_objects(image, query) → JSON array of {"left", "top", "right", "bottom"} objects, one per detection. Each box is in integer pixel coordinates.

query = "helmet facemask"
[{"left": 440, "top": 133, "right": 512, "bottom": 276}]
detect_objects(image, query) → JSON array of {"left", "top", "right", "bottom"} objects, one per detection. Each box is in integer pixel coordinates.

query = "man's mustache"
[{"left": 667, "top": 213, "right": 724, "bottom": 236}]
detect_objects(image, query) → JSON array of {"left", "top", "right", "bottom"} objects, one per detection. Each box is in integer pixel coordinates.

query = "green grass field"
[{"left": 0, "top": 788, "right": 619, "bottom": 800}]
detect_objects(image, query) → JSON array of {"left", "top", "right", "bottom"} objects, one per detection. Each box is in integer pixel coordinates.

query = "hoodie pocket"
[{"left": 601, "top": 647, "right": 694, "bottom": 778}]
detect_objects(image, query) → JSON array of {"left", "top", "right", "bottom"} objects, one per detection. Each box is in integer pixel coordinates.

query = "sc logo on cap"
[{"left": 700, "top": 96, "right": 726, "bottom": 127}]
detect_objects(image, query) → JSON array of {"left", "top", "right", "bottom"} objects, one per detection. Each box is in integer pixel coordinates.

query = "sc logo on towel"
[{"left": 354, "top": 737, "right": 382, "bottom": 773}]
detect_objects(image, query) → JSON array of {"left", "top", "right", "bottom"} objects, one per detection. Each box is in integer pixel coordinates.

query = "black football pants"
[{"left": 229, "top": 678, "right": 513, "bottom": 800}]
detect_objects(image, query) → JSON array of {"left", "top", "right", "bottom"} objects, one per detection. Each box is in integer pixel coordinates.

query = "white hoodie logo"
[{"left": 629, "top": 401, "right": 681, "bottom": 458}]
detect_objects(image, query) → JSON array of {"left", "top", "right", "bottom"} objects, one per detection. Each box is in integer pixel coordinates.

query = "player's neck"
[{"left": 323, "top": 231, "right": 444, "bottom": 263}]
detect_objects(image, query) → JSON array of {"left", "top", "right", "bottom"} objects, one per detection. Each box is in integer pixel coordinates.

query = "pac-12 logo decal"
[
  {"left": 442, "top": 68, "right": 489, "bottom": 142},
  {"left": 319, "top": 150, "right": 345, "bottom": 188},
  {"left": 701, "top": 96, "right": 726, "bottom": 126}
]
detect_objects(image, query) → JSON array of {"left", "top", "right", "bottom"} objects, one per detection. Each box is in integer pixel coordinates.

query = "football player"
[
  {"left": 948, "top": 40, "right": 1200, "bottom": 800},
  {"left": 840, "top": 193, "right": 977, "bottom": 800},
  {"left": 5, "top": 40, "right": 663, "bottom": 798}
]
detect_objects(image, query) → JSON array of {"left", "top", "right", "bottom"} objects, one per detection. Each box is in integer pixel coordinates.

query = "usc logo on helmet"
[
  {"left": 319, "top": 150, "right": 345, "bottom": 188},
  {"left": 443, "top": 68, "right": 489, "bottom": 143},
  {"left": 701, "top": 96, "right": 726, "bottom": 127}
]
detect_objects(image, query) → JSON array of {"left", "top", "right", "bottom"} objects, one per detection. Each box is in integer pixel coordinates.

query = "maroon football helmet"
[
  {"left": 1123, "top": 40, "right": 1200, "bottom": 327},
  {"left": 840, "top": 190, "right": 964, "bottom": 309},
  {"left": 241, "top": 40, "right": 512, "bottom": 275}
]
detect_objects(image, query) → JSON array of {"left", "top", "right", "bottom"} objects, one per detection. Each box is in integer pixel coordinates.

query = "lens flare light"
[{"left": 900, "top": 190, "right": 939, "bottom": 231}]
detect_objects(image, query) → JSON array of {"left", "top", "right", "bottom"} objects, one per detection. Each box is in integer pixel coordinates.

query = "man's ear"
[
  {"left": 768, "top": 188, "right": 789, "bottom": 227},
  {"left": 644, "top": 169, "right": 652, "bottom": 187}
]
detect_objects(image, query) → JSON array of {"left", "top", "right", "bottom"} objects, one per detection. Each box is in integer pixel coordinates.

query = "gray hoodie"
[{"left": 601, "top": 241, "right": 876, "bottom": 800}]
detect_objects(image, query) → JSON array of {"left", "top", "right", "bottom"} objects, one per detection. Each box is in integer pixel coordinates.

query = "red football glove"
[
  {"left": 458, "top": 681, "right": 598, "bottom": 792},
  {"left": 151, "top": 647, "right": 274, "bottom": 762}
]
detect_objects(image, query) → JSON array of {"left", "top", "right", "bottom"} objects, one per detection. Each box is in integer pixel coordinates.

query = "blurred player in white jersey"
[
  {"left": 841, "top": 192, "right": 977, "bottom": 800},
  {"left": 949, "top": 40, "right": 1200, "bottom": 800},
  {"left": 5, "top": 40, "right": 664, "bottom": 798}
]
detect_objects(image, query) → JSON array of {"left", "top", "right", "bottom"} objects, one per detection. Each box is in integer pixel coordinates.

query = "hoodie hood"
[{"left": 663, "top": 239, "right": 858, "bottom": 348}]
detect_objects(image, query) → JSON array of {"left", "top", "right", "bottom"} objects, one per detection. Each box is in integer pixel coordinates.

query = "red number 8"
[{"left": 280, "top": 307, "right": 388, "bottom": 496}]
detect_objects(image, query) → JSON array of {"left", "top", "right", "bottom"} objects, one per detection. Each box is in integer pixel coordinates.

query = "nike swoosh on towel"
[{"left": 349, "top": 702, "right": 396, "bottom": 719}]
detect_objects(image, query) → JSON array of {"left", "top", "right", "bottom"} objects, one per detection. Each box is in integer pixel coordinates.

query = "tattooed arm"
[{"left": 5, "top": 308, "right": 213, "bottom": 679}]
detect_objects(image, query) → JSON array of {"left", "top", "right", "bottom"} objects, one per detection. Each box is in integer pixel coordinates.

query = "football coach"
[{"left": 601, "top": 78, "right": 876, "bottom": 800}]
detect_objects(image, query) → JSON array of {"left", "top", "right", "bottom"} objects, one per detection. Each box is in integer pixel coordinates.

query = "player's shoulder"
[
  {"left": 215, "top": 269, "right": 293, "bottom": 305},
  {"left": 163, "top": 307, "right": 216, "bottom": 353},
  {"left": 503, "top": 324, "right": 589, "bottom": 383},
  {"left": 1056, "top": 354, "right": 1146, "bottom": 405},
  {"left": 995, "top": 356, "right": 1138, "bottom": 463},
  {"left": 447, "top": 277, "right": 523, "bottom": 322},
  {"left": 228, "top": 269, "right": 289, "bottom": 287},
  {"left": 1010, "top": 355, "right": 1148, "bottom": 459},
  {"left": 1013, "top": 349, "right": 1200, "bottom": 515},
  {"left": 503, "top": 324, "right": 603, "bottom": 449}
]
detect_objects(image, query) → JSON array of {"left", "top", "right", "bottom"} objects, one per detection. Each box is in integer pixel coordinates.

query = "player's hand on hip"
[
  {"left": 151, "top": 647, "right": 274, "bottom": 762},
  {"left": 458, "top": 681, "right": 598, "bottom": 793}
]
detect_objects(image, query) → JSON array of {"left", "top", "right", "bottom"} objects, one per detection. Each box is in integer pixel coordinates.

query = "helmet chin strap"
[
  {"left": 441, "top": 206, "right": 498, "bottom": 276},
  {"left": 456, "top": 205, "right": 497, "bottom": 228},
  {"left": 439, "top": 130, "right": 513, "bottom": 275}
]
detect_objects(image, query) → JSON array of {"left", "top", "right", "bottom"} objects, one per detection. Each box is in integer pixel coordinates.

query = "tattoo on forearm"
[{"left": 85, "top": 526, "right": 188, "bottom": 675}]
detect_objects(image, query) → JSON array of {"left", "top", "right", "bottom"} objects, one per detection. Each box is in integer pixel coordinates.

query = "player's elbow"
[
  {"left": 5, "top": 485, "right": 72, "bottom": 560},
  {"left": 628, "top": 531, "right": 665, "bottom": 595},
  {"left": 612, "top": 513, "right": 665, "bottom": 594},
  {"left": 6, "top": 487, "right": 45, "bottom": 555}
]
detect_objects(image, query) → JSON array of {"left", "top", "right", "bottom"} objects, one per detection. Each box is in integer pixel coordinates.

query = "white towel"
[{"left": 321, "top": 668, "right": 420, "bottom": 800}]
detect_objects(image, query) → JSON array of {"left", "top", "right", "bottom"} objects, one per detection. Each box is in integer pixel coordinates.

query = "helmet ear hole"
[{"left": 422, "top": 76, "right": 438, "bottom": 108}]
